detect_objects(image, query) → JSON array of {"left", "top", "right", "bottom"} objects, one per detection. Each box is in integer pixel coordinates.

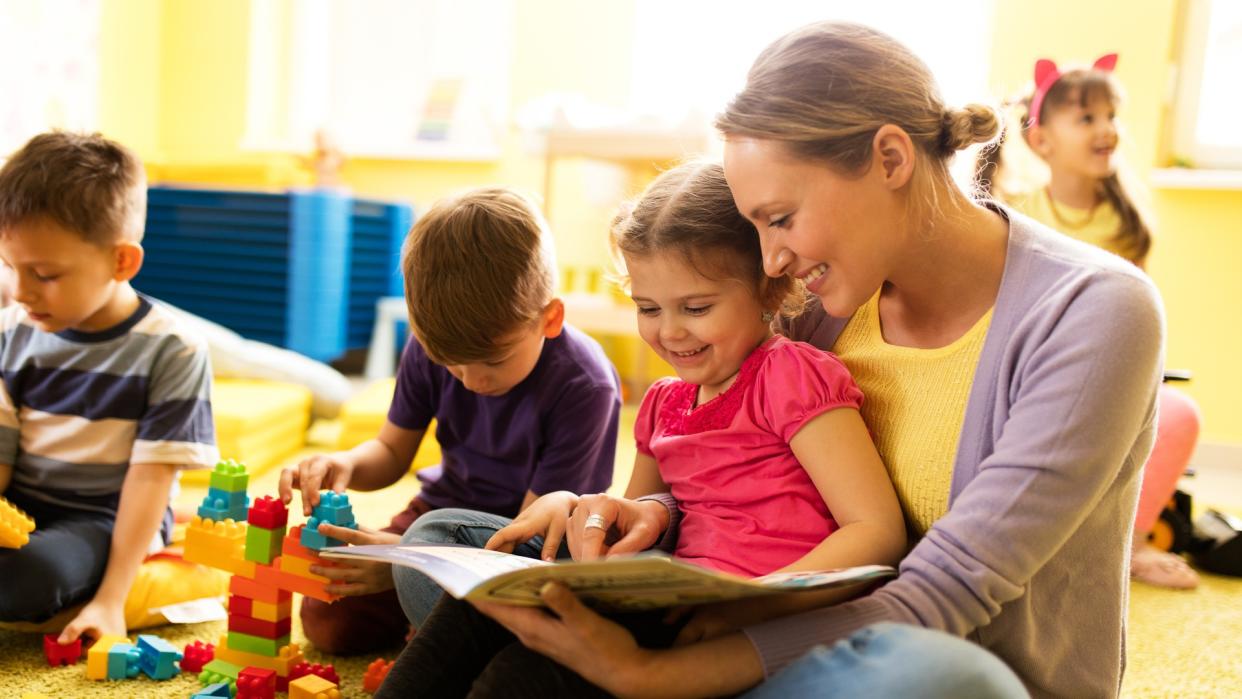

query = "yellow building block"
[
  {"left": 337, "top": 378, "right": 440, "bottom": 470},
  {"left": 213, "top": 634, "right": 303, "bottom": 676},
  {"left": 289, "top": 674, "right": 342, "bottom": 699},
  {"left": 184, "top": 516, "right": 256, "bottom": 577},
  {"left": 0, "top": 496, "right": 35, "bottom": 548},
  {"left": 184, "top": 379, "right": 311, "bottom": 483},
  {"left": 279, "top": 551, "right": 331, "bottom": 583},
  {"left": 86, "top": 634, "right": 126, "bottom": 680},
  {"left": 251, "top": 597, "right": 292, "bottom": 623}
]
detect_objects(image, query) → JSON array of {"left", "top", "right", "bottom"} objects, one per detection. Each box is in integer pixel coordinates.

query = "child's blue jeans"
[
  {"left": 0, "top": 489, "right": 171, "bottom": 623},
  {"left": 392, "top": 507, "right": 1027, "bottom": 698}
]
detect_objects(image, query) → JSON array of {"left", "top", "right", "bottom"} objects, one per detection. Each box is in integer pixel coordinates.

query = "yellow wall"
[{"left": 990, "top": 0, "right": 1242, "bottom": 444}]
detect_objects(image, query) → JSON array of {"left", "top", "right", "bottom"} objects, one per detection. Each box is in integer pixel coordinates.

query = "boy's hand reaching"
[
  {"left": 59, "top": 597, "right": 125, "bottom": 645},
  {"left": 310, "top": 522, "right": 401, "bottom": 596},
  {"left": 279, "top": 454, "right": 355, "bottom": 516},
  {"left": 486, "top": 491, "right": 579, "bottom": 561}
]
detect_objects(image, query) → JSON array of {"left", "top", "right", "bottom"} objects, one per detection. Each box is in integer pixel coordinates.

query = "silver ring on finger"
[{"left": 584, "top": 513, "right": 608, "bottom": 531}]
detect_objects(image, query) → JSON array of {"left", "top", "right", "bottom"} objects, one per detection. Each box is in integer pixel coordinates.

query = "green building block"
[
  {"left": 244, "top": 524, "right": 285, "bottom": 565},
  {"left": 199, "top": 657, "right": 241, "bottom": 693},
  {"left": 209, "top": 459, "right": 249, "bottom": 492},
  {"left": 227, "top": 630, "right": 291, "bottom": 657}
]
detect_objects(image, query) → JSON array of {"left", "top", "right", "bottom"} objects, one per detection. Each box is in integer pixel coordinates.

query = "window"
[
  {"left": 1169, "top": 0, "right": 1242, "bottom": 169},
  {"left": 245, "top": 0, "right": 513, "bottom": 161}
]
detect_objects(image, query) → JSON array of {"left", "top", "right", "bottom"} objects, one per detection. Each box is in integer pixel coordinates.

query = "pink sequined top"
[{"left": 634, "top": 335, "right": 864, "bottom": 577}]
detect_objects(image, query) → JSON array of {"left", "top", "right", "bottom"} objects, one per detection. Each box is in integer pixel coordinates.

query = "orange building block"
[
  {"left": 229, "top": 572, "right": 293, "bottom": 605},
  {"left": 289, "top": 674, "right": 341, "bottom": 699},
  {"left": 363, "top": 657, "right": 394, "bottom": 693},
  {"left": 255, "top": 558, "right": 338, "bottom": 603},
  {"left": 281, "top": 525, "right": 321, "bottom": 562},
  {"left": 279, "top": 552, "right": 334, "bottom": 583}
]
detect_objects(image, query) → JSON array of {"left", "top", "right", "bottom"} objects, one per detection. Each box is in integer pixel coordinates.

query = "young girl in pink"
[{"left": 376, "top": 161, "right": 905, "bottom": 698}]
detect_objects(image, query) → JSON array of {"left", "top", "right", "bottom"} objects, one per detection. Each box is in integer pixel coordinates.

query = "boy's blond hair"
[
  {"left": 0, "top": 131, "right": 147, "bottom": 245},
  {"left": 402, "top": 187, "right": 556, "bottom": 365}
]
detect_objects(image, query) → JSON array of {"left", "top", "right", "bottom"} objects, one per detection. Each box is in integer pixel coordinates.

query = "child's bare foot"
[{"left": 1131, "top": 544, "right": 1199, "bottom": 590}]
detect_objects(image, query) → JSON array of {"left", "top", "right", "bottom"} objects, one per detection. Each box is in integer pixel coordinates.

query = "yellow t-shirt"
[
  {"left": 1007, "top": 189, "right": 1133, "bottom": 261},
  {"left": 833, "top": 293, "right": 993, "bottom": 536}
]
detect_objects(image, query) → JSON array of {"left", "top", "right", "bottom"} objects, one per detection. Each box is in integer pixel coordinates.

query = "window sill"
[{"left": 1151, "top": 168, "right": 1242, "bottom": 191}]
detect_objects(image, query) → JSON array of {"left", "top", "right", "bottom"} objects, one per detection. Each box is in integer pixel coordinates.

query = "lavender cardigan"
[{"left": 654, "top": 209, "right": 1162, "bottom": 699}]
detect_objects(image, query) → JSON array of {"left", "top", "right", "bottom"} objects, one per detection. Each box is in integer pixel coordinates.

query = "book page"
[{"left": 324, "top": 544, "right": 549, "bottom": 598}]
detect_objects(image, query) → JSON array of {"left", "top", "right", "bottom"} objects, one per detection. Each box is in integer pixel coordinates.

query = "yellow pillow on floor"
[{"left": 0, "top": 556, "right": 228, "bottom": 633}]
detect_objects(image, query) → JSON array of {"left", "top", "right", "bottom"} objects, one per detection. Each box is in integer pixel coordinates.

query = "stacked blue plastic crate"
[{"left": 137, "top": 187, "right": 412, "bottom": 363}]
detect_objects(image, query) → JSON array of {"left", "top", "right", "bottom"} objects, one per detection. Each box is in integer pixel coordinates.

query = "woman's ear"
[
  {"left": 113, "top": 242, "right": 144, "bottom": 282},
  {"left": 873, "top": 125, "right": 916, "bottom": 190},
  {"left": 541, "top": 298, "right": 565, "bottom": 339}
]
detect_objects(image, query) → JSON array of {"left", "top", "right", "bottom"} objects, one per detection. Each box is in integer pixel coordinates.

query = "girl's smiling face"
[{"left": 626, "top": 250, "right": 772, "bottom": 403}]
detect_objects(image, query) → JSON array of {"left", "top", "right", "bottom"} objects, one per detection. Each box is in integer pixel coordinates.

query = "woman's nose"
[{"left": 763, "top": 242, "right": 794, "bottom": 278}]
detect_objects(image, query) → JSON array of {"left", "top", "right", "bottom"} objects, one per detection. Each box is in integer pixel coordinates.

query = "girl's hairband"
[{"left": 1028, "top": 53, "right": 1118, "bottom": 127}]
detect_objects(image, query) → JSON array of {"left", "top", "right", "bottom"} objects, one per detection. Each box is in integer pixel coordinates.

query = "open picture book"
[{"left": 320, "top": 543, "right": 897, "bottom": 611}]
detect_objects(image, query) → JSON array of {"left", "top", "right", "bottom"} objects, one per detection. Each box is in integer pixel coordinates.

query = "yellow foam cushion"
[
  {"left": 337, "top": 379, "right": 440, "bottom": 471},
  {"left": 184, "top": 379, "right": 312, "bottom": 483}
]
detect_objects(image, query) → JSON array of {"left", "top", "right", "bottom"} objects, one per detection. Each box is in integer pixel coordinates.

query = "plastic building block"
[
  {"left": 310, "top": 492, "right": 355, "bottom": 526},
  {"left": 106, "top": 642, "right": 142, "bottom": 680},
  {"left": 199, "top": 658, "right": 242, "bottom": 693},
  {"left": 229, "top": 612, "right": 292, "bottom": 639},
  {"left": 245, "top": 524, "right": 285, "bottom": 565},
  {"left": 182, "top": 640, "right": 216, "bottom": 674},
  {"left": 185, "top": 516, "right": 257, "bottom": 577},
  {"left": 279, "top": 551, "right": 334, "bottom": 582},
  {"left": 199, "top": 486, "right": 250, "bottom": 522},
  {"left": 290, "top": 661, "right": 339, "bottom": 685},
  {"left": 42, "top": 634, "right": 81, "bottom": 666},
  {"left": 237, "top": 666, "right": 277, "bottom": 699},
  {"left": 0, "top": 496, "right": 35, "bottom": 548},
  {"left": 363, "top": 657, "right": 394, "bottom": 693},
  {"left": 229, "top": 573, "right": 293, "bottom": 605},
  {"left": 299, "top": 519, "right": 354, "bottom": 551},
  {"left": 230, "top": 595, "right": 292, "bottom": 623},
  {"left": 193, "top": 682, "right": 233, "bottom": 698},
  {"left": 136, "top": 634, "right": 182, "bottom": 680},
  {"left": 212, "top": 634, "right": 303, "bottom": 676},
  {"left": 289, "top": 673, "right": 342, "bottom": 699},
  {"left": 282, "top": 525, "right": 320, "bottom": 561},
  {"left": 255, "top": 558, "right": 339, "bottom": 602},
  {"left": 228, "top": 630, "right": 291, "bottom": 657},
  {"left": 248, "top": 496, "right": 289, "bottom": 529},
  {"left": 210, "top": 459, "right": 250, "bottom": 492},
  {"left": 85, "top": 635, "right": 126, "bottom": 680}
]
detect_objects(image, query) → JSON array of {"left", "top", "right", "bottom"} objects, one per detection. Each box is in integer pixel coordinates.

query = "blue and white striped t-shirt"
[{"left": 0, "top": 295, "right": 218, "bottom": 514}]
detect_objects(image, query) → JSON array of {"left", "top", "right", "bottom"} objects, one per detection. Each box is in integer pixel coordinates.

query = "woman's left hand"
[{"left": 473, "top": 582, "right": 652, "bottom": 696}]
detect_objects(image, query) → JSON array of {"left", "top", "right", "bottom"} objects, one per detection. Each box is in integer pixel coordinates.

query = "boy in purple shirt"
[{"left": 279, "top": 187, "right": 621, "bottom": 654}]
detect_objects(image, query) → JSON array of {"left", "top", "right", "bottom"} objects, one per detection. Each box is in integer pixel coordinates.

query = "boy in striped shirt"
[{"left": 0, "top": 132, "right": 217, "bottom": 644}]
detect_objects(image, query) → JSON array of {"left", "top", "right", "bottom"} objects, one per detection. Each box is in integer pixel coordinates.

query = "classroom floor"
[{"left": 2, "top": 411, "right": 1240, "bottom": 697}]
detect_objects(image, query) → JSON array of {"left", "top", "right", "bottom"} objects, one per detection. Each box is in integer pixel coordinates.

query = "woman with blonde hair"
[{"left": 417, "top": 22, "right": 1161, "bottom": 698}]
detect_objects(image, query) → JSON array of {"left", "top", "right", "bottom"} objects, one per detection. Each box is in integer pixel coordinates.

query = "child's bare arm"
[
  {"left": 59, "top": 462, "right": 178, "bottom": 643},
  {"left": 280, "top": 420, "right": 424, "bottom": 515}
]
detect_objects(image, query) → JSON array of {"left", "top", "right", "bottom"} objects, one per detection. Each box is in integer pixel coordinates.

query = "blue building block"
[
  {"left": 310, "top": 491, "right": 356, "bottom": 526},
  {"left": 106, "top": 643, "right": 142, "bottom": 680},
  {"left": 136, "top": 634, "right": 183, "bottom": 680},
  {"left": 300, "top": 515, "right": 356, "bottom": 550},
  {"left": 193, "top": 682, "right": 233, "bottom": 698},
  {"left": 198, "top": 487, "right": 250, "bottom": 522}
]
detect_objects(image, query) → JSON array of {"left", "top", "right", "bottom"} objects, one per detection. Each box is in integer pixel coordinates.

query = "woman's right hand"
[
  {"left": 568, "top": 493, "right": 670, "bottom": 561},
  {"left": 278, "top": 453, "right": 355, "bottom": 516},
  {"left": 486, "top": 491, "right": 580, "bottom": 561}
]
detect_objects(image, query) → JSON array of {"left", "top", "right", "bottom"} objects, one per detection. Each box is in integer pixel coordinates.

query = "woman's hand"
[
  {"left": 309, "top": 523, "right": 401, "bottom": 596},
  {"left": 278, "top": 453, "right": 355, "bottom": 516},
  {"left": 567, "top": 494, "right": 669, "bottom": 561},
  {"left": 486, "top": 491, "right": 579, "bottom": 561},
  {"left": 473, "top": 582, "right": 654, "bottom": 696}
]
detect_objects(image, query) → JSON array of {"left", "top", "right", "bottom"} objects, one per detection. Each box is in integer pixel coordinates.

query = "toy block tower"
[
  {"left": 0, "top": 496, "right": 35, "bottom": 548},
  {"left": 199, "top": 459, "right": 251, "bottom": 522}
]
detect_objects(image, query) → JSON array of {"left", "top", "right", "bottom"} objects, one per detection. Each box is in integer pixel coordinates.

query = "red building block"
[
  {"left": 248, "top": 496, "right": 289, "bottom": 529},
  {"left": 363, "top": 658, "right": 394, "bottom": 693},
  {"left": 228, "top": 612, "right": 293, "bottom": 639},
  {"left": 237, "top": 666, "right": 277, "bottom": 699},
  {"left": 229, "top": 594, "right": 254, "bottom": 618},
  {"left": 181, "top": 640, "right": 215, "bottom": 673},
  {"left": 290, "top": 660, "right": 340, "bottom": 685},
  {"left": 42, "top": 634, "right": 81, "bottom": 666}
]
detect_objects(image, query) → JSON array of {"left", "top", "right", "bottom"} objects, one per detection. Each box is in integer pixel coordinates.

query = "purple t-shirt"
[{"left": 388, "top": 324, "right": 621, "bottom": 518}]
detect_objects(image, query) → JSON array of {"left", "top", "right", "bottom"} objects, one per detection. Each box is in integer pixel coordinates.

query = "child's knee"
[{"left": 0, "top": 552, "right": 78, "bottom": 621}]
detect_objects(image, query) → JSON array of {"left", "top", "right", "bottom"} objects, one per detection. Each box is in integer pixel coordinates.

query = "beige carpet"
[{"left": 3, "top": 418, "right": 1241, "bottom": 697}]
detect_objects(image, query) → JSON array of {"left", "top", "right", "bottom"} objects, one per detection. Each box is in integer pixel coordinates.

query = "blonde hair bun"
[{"left": 941, "top": 103, "right": 1001, "bottom": 154}]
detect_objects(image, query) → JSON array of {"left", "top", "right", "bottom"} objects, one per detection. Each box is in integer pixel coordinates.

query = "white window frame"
[{"left": 1169, "top": 0, "right": 1242, "bottom": 169}]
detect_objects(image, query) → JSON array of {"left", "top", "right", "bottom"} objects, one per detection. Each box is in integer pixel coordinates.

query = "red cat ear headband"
[{"left": 1028, "top": 53, "right": 1118, "bottom": 127}]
